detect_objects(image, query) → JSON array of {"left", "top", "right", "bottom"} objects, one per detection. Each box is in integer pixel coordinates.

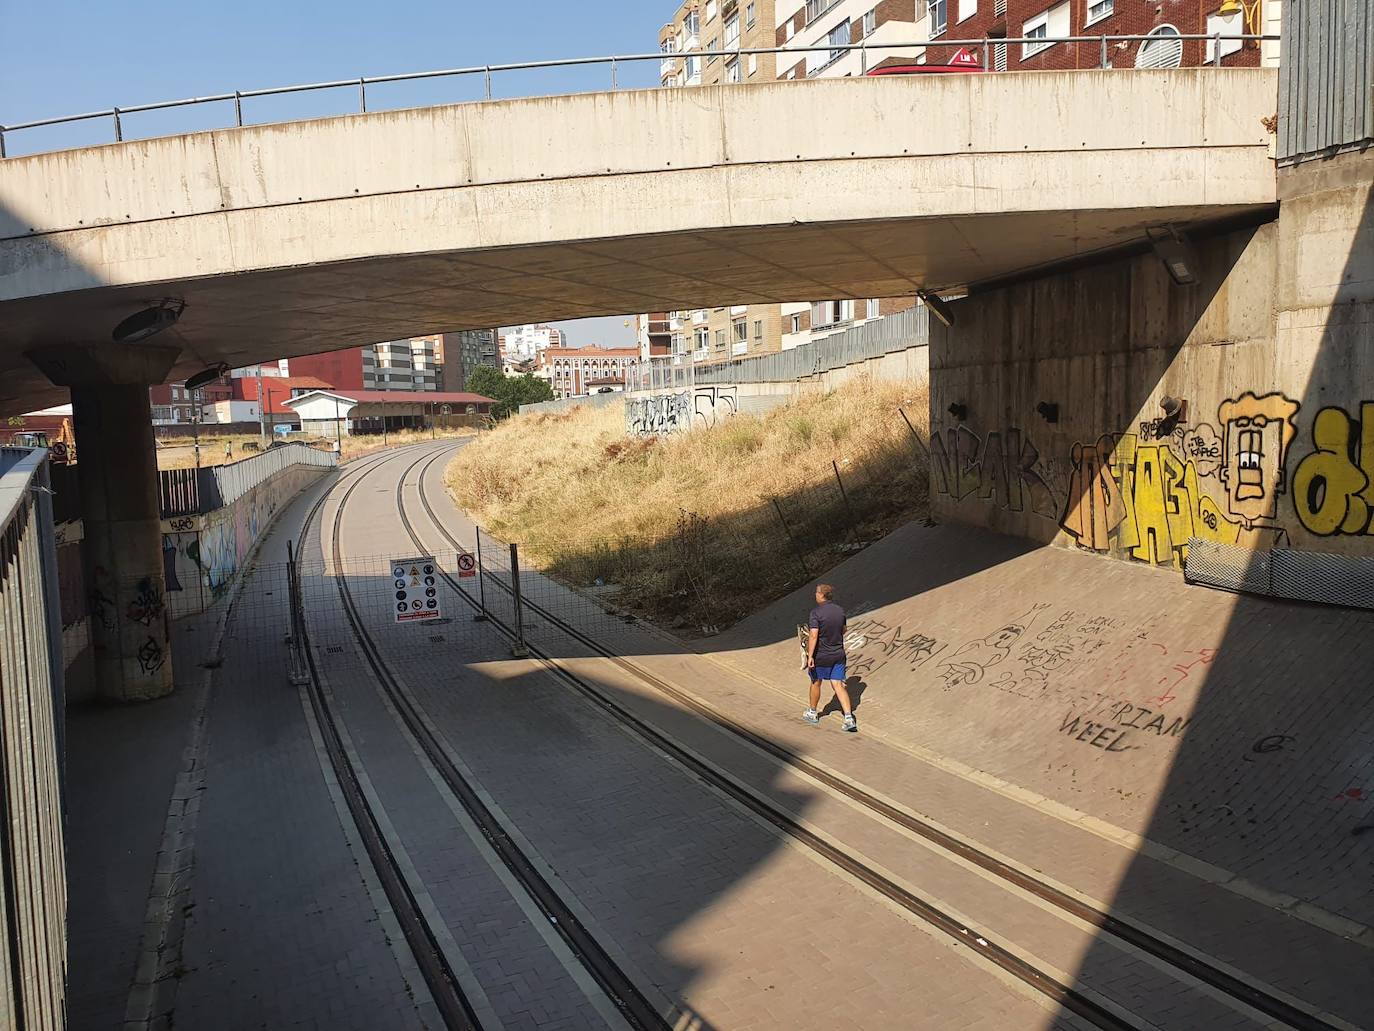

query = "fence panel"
[
  {"left": 1279, "top": 0, "right": 1373, "bottom": 163},
  {"left": 0, "top": 447, "right": 68, "bottom": 1031}
]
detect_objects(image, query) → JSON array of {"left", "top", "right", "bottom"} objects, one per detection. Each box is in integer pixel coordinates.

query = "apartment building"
[
  {"left": 775, "top": 0, "right": 929, "bottom": 80},
  {"left": 500, "top": 323, "right": 566, "bottom": 362},
  {"left": 921, "top": 0, "right": 1275, "bottom": 72},
  {"left": 537, "top": 346, "right": 640, "bottom": 399},
  {"left": 444, "top": 329, "right": 502, "bottom": 390},
  {"left": 655, "top": 0, "right": 786, "bottom": 366}
]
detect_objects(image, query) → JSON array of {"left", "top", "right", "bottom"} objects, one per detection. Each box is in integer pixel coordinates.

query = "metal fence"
[
  {"left": 0, "top": 447, "right": 68, "bottom": 1031},
  {"left": 158, "top": 442, "right": 338, "bottom": 517},
  {"left": 1278, "top": 0, "right": 1373, "bottom": 164},
  {"left": 0, "top": 33, "right": 1276, "bottom": 159},
  {"left": 626, "top": 304, "right": 930, "bottom": 395}
]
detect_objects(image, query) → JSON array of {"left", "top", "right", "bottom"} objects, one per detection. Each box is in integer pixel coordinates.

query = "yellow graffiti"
[
  {"left": 1062, "top": 434, "right": 1239, "bottom": 568},
  {"left": 1292, "top": 403, "right": 1374, "bottom": 536}
]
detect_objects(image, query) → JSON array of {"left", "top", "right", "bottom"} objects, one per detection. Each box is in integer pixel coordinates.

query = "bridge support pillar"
[{"left": 29, "top": 344, "right": 181, "bottom": 702}]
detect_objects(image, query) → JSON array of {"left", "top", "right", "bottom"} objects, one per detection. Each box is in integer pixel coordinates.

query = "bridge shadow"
[{"left": 1054, "top": 162, "right": 1374, "bottom": 1025}]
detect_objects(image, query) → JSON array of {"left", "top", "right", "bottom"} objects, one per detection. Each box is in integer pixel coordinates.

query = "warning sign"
[
  {"left": 391, "top": 556, "right": 441, "bottom": 624},
  {"left": 456, "top": 552, "right": 477, "bottom": 579}
]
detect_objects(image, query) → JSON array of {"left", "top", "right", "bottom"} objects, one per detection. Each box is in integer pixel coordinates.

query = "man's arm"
[{"left": 807, "top": 627, "right": 819, "bottom": 668}]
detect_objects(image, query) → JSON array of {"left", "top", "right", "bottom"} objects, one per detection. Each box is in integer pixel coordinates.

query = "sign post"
[{"left": 391, "top": 556, "right": 441, "bottom": 623}]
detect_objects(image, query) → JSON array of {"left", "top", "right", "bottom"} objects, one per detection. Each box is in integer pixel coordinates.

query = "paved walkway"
[{"left": 63, "top": 440, "right": 1373, "bottom": 1030}]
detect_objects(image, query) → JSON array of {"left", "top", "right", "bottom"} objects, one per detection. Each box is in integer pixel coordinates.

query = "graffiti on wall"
[
  {"left": 929, "top": 425, "right": 1062, "bottom": 520},
  {"left": 1059, "top": 392, "right": 1302, "bottom": 567},
  {"left": 627, "top": 387, "right": 739, "bottom": 436},
  {"left": 1292, "top": 402, "right": 1374, "bottom": 537}
]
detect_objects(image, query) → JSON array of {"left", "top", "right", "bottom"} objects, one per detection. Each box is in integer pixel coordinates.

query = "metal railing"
[
  {"left": 0, "top": 33, "right": 1278, "bottom": 159},
  {"left": 157, "top": 442, "right": 337, "bottom": 518},
  {"left": 0, "top": 447, "right": 67, "bottom": 1031}
]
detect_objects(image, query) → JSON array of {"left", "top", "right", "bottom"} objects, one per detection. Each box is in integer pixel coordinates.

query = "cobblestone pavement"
[{"left": 64, "top": 440, "right": 1373, "bottom": 1030}]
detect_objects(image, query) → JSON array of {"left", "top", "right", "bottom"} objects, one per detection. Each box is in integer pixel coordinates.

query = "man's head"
[{"left": 815, "top": 583, "right": 835, "bottom": 604}]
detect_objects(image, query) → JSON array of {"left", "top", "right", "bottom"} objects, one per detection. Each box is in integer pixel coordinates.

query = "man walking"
[{"left": 803, "top": 583, "right": 856, "bottom": 732}]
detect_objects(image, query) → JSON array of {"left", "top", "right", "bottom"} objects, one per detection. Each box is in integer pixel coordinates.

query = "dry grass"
[
  {"left": 155, "top": 428, "right": 478, "bottom": 469},
  {"left": 448, "top": 378, "right": 930, "bottom": 631}
]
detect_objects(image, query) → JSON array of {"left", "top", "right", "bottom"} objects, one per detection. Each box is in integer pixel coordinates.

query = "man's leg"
[
  {"left": 830, "top": 679, "right": 854, "bottom": 716},
  {"left": 808, "top": 675, "right": 822, "bottom": 713}
]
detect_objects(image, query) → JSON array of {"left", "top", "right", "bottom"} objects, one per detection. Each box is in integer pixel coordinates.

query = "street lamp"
[{"left": 1217, "top": 0, "right": 1261, "bottom": 34}]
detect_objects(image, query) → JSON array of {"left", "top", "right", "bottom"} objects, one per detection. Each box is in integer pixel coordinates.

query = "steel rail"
[
  {"left": 323, "top": 444, "right": 672, "bottom": 1031},
  {"left": 0, "top": 32, "right": 1280, "bottom": 158},
  {"left": 293, "top": 446, "right": 485, "bottom": 1031},
  {"left": 399, "top": 450, "right": 1145, "bottom": 1031},
  {"left": 409, "top": 448, "right": 1343, "bottom": 1031}
]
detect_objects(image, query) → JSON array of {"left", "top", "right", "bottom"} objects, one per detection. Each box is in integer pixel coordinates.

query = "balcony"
[
  {"left": 731, "top": 342, "right": 748, "bottom": 357},
  {"left": 693, "top": 348, "right": 710, "bottom": 362},
  {"left": 691, "top": 310, "right": 709, "bottom": 325}
]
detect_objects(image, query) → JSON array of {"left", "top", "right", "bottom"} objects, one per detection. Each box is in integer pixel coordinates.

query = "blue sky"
[{"left": 1, "top": 0, "right": 661, "bottom": 345}]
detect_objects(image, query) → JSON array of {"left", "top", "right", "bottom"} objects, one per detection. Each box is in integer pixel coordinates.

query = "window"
[
  {"left": 754, "top": 320, "right": 763, "bottom": 339},
  {"left": 867, "top": 298, "right": 880, "bottom": 318},
  {"left": 684, "top": 10, "right": 700, "bottom": 35},
  {"left": 733, "top": 319, "right": 747, "bottom": 342},
  {"left": 1136, "top": 24, "right": 1182, "bottom": 69},
  {"left": 694, "top": 328, "right": 710, "bottom": 350},
  {"left": 724, "top": 14, "right": 740, "bottom": 48},
  {"left": 706, "top": 0, "right": 717, "bottom": 20},
  {"left": 687, "top": 55, "right": 701, "bottom": 79},
  {"left": 957, "top": 0, "right": 977, "bottom": 21},
  {"left": 706, "top": 36, "right": 719, "bottom": 60},
  {"left": 862, "top": 9, "right": 876, "bottom": 36},
  {"left": 745, "top": 2, "right": 755, "bottom": 26},
  {"left": 748, "top": 53, "right": 757, "bottom": 76},
  {"left": 1023, "top": 16, "right": 1049, "bottom": 58},
  {"left": 716, "top": 329, "right": 725, "bottom": 346},
  {"left": 928, "top": 0, "right": 947, "bottom": 36},
  {"left": 784, "top": 18, "right": 795, "bottom": 41},
  {"left": 725, "top": 56, "right": 741, "bottom": 82},
  {"left": 1084, "top": 0, "right": 1112, "bottom": 27},
  {"left": 790, "top": 313, "right": 803, "bottom": 333},
  {"left": 825, "top": 20, "right": 851, "bottom": 65},
  {"left": 994, "top": 41, "right": 1007, "bottom": 71}
]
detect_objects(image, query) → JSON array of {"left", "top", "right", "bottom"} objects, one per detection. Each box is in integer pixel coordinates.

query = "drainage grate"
[{"left": 1186, "top": 538, "right": 1374, "bottom": 611}]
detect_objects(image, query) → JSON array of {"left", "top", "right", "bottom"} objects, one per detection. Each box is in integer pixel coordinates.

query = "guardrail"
[
  {"left": 158, "top": 442, "right": 337, "bottom": 518},
  {"left": 0, "top": 33, "right": 1277, "bottom": 158},
  {"left": 0, "top": 446, "right": 67, "bottom": 1031}
]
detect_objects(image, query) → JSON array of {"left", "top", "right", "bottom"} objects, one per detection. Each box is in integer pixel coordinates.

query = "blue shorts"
[{"left": 809, "top": 662, "right": 847, "bottom": 683}]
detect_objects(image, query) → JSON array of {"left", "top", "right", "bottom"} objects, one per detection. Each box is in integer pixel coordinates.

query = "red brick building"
[{"left": 920, "top": 0, "right": 1263, "bottom": 72}]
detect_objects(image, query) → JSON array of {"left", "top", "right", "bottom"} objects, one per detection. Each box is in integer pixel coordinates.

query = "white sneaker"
[
  {"left": 842, "top": 713, "right": 858, "bottom": 733},
  {"left": 802, "top": 708, "right": 820, "bottom": 725}
]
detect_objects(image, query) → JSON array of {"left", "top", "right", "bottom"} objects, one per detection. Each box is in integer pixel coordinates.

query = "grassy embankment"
[
  {"left": 447, "top": 378, "right": 930, "bottom": 632},
  {"left": 155, "top": 427, "right": 478, "bottom": 469}
]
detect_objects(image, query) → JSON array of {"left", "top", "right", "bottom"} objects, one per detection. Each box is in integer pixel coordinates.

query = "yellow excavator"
[{"left": 7, "top": 418, "right": 76, "bottom": 463}]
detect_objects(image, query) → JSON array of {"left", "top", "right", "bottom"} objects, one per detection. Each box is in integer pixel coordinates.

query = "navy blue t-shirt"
[{"left": 808, "top": 601, "right": 847, "bottom": 665}]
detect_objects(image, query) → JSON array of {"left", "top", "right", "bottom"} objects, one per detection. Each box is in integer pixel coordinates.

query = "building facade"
[
  {"left": 538, "top": 346, "right": 640, "bottom": 398},
  {"left": 500, "top": 324, "right": 566, "bottom": 363},
  {"left": 655, "top": 0, "right": 787, "bottom": 367},
  {"left": 444, "top": 330, "right": 502, "bottom": 390}
]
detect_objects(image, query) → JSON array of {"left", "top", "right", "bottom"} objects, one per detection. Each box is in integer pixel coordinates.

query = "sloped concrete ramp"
[{"left": 710, "top": 521, "right": 1374, "bottom": 930}]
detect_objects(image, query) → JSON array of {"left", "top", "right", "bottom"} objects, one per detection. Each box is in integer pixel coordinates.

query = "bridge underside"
[
  {"left": 0, "top": 204, "right": 1272, "bottom": 416},
  {"left": 0, "top": 70, "right": 1278, "bottom": 416}
]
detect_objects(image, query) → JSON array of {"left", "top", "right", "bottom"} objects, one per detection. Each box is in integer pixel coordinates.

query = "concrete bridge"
[
  {"left": 0, "top": 69, "right": 1277, "bottom": 414},
  {"left": 0, "top": 67, "right": 1280, "bottom": 701}
]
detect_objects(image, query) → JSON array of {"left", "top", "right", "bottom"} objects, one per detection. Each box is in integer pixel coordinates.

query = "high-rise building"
[
  {"left": 653, "top": 0, "right": 785, "bottom": 367},
  {"left": 500, "top": 324, "right": 566, "bottom": 363},
  {"left": 444, "top": 330, "right": 502, "bottom": 390},
  {"left": 637, "top": 313, "right": 673, "bottom": 360}
]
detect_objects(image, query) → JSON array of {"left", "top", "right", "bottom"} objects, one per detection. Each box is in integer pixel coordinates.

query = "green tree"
[{"left": 465, "top": 367, "right": 554, "bottom": 419}]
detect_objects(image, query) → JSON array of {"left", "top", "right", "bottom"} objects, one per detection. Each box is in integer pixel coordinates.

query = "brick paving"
[{"left": 65, "top": 441, "right": 1373, "bottom": 1030}]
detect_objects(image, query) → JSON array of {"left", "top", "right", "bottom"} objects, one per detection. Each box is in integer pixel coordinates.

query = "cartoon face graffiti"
[
  {"left": 936, "top": 623, "right": 1026, "bottom": 688},
  {"left": 1217, "top": 393, "right": 1300, "bottom": 528}
]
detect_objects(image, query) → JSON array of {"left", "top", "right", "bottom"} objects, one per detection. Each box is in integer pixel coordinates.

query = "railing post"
[
  {"left": 358, "top": 77, "right": 367, "bottom": 113},
  {"left": 771, "top": 497, "right": 810, "bottom": 580},
  {"left": 1213, "top": 32, "right": 1223, "bottom": 67},
  {"left": 484, "top": 66, "right": 493, "bottom": 100},
  {"left": 112, "top": 107, "right": 122, "bottom": 142},
  {"left": 233, "top": 90, "right": 243, "bottom": 126},
  {"left": 611, "top": 57, "right": 618, "bottom": 90},
  {"left": 1100, "top": 34, "right": 1108, "bottom": 69},
  {"left": 474, "top": 526, "right": 489, "bottom": 621},
  {"left": 982, "top": 37, "right": 990, "bottom": 70},
  {"left": 0, "top": 126, "right": 7, "bottom": 160},
  {"left": 509, "top": 543, "right": 529, "bottom": 658}
]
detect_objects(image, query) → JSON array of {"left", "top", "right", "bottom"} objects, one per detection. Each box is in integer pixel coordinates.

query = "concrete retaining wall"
[
  {"left": 625, "top": 341, "right": 929, "bottom": 435},
  {"left": 929, "top": 151, "right": 1373, "bottom": 581}
]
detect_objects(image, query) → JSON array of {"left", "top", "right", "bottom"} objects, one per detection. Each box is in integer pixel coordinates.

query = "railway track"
[
  {"left": 295, "top": 444, "right": 671, "bottom": 1031},
  {"left": 397, "top": 445, "right": 1342, "bottom": 1031}
]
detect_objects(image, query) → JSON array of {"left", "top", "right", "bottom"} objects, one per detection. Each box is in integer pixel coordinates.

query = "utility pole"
[
  {"left": 334, "top": 396, "right": 343, "bottom": 453},
  {"left": 257, "top": 367, "right": 268, "bottom": 448},
  {"left": 192, "top": 386, "right": 201, "bottom": 469}
]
